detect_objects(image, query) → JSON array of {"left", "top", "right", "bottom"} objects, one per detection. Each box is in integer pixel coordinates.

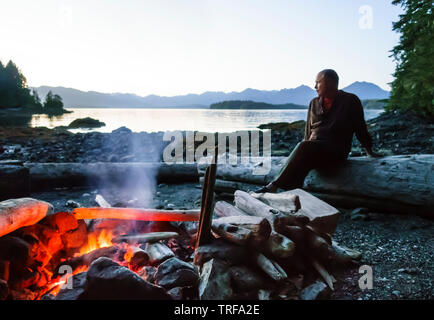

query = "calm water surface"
[{"left": 30, "top": 108, "right": 384, "bottom": 133}]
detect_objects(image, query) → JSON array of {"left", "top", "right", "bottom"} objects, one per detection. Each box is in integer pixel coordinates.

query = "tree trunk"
[{"left": 25, "top": 162, "right": 199, "bottom": 190}]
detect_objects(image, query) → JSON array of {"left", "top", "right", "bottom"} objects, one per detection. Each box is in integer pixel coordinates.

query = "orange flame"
[{"left": 76, "top": 229, "right": 114, "bottom": 256}]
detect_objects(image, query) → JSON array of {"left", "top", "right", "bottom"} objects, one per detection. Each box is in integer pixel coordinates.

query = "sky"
[{"left": 0, "top": 0, "right": 403, "bottom": 96}]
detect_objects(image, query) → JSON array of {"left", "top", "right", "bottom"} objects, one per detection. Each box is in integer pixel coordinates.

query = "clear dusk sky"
[{"left": 0, "top": 0, "right": 403, "bottom": 96}]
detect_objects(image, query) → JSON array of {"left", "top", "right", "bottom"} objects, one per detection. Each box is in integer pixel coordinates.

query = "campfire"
[{"left": 0, "top": 160, "right": 362, "bottom": 300}]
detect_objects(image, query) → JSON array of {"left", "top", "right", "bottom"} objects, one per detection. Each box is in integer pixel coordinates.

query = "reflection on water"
[{"left": 29, "top": 108, "right": 384, "bottom": 133}]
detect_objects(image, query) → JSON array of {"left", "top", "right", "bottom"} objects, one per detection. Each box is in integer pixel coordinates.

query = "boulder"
[
  {"left": 155, "top": 257, "right": 199, "bottom": 290},
  {"left": 198, "top": 258, "right": 233, "bottom": 300},
  {"left": 79, "top": 257, "right": 170, "bottom": 300}
]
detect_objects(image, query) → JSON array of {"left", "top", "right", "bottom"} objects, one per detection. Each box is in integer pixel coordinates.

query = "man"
[{"left": 256, "top": 69, "right": 381, "bottom": 193}]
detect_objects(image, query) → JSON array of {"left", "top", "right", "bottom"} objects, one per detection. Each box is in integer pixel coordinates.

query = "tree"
[
  {"left": 387, "top": 0, "right": 434, "bottom": 117},
  {"left": 0, "top": 60, "right": 32, "bottom": 108},
  {"left": 43, "top": 90, "right": 65, "bottom": 115}
]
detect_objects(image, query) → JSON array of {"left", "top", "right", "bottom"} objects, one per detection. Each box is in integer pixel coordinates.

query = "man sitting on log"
[{"left": 256, "top": 69, "right": 382, "bottom": 193}]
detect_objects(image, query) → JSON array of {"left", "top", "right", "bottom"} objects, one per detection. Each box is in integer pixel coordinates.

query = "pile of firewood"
[{"left": 192, "top": 188, "right": 362, "bottom": 299}]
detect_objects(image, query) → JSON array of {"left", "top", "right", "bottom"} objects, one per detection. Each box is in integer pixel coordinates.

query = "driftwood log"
[
  {"left": 0, "top": 198, "right": 53, "bottom": 237},
  {"left": 72, "top": 207, "right": 200, "bottom": 222},
  {"left": 198, "top": 155, "right": 434, "bottom": 217},
  {"left": 25, "top": 162, "right": 199, "bottom": 190},
  {"left": 211, "top": 216, "right": 271, "bottom": 247},
  {"left": 214, "top": 201, "right": 295, "bottom": 259},
  {"left": 0, "top": 162, "right": 30, "bottom": 200},
  {"left": 252, "top": 189, "right": 340, "bottom": 236},
  {"left": 113, "top": 232, "right": 180, "bottom": 244}
]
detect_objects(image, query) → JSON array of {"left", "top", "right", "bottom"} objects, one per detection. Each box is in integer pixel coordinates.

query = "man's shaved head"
[{"left": 318, "top": 69, "right": 339, "bottom": 88}]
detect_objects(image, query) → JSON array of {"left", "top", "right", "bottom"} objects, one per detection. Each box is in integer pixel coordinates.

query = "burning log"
[
  {"left": 211, "top": 216, "right": 271, "bottom": 247},
  {"left": 61, "top": 220, "right": 88, "bottom": 250},
  {"left": 255, "top": 253, "right": 287, "bottom": 281},
  {"left": 44, "top": 212, "right": 78, "bottom": 234},
  {"left": 0, "top": 198, "right": 53, "bottom": 237},
  {"left": 72, "top": 207, "right": 200, "bottom": 222},
  {"left": 53, "top": 246, "right": 118, "bottom": 278},
  {"left": 113, "top": 232, "right": 180, "bottom": 244},
  {"left": 143, "top": 242, "right": 175, "bottom": 266},
  {"left": 0, "top": 260, "right": 10, "bottom": 282},
  {"left": 126, "top": 246, "right": 149, "bottom": 272}
]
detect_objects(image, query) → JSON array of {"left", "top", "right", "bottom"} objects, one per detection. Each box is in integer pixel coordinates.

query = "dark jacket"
[{"left": 304, "top": 90, "right": 373, "bottom": 157}]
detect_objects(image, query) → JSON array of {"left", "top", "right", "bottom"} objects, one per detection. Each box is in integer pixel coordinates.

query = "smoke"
[{"left": 91, "top": 128, "right": 166, "bottom": 208}]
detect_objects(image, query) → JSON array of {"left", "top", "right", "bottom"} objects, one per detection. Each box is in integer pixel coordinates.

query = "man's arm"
[
  {"left": 353, "top": 96, "right": 380, "bottom": 157},
  {"left": 304, "top": 101, "right": 312, "bottom": 141}
]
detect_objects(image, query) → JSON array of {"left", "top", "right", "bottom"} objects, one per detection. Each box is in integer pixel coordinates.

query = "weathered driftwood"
[
  {"left": 250, "top": 192, "right": 301, "bottom": 214},
  {"left": 0, "top": 198, "right": 53, "bottom": 237},
  {"left": 200, "top": 177, "right": 260, "bottom": 194},
  {"left": 310, "top": 259, "right": 335, "bottom": 290},
  {"left": 260, "top": 231, "right": 295, "bottom": 259},
  {"left": 211, "top": 216, "right": 271, "bottom": 247},
  {"left": 197, "top": 157, "right": 286, "bottom": 185},
  {"left": 304, "top": 155, "right": 433, "bottom": 209},
  {"left": 196, "top": 153, "right": 218, "bottom": 248},
  {"left": 214, "top": 201, "right": 249, "bottom": 217},
  {"left": 143, "top": 242, "right": 175, "bottom": 266},
  {"left": 72, "top": 207, "right": 200, "bottom": 222},
  {"left": 255, "top": 253, "right": 287, "bottom": 281},
  {"left": 25, "top": 162, "right": 199, "bottom": 190},
  {"left": 95, "top": 194, "right": 111, "bottom": 208},
  {"left": 234, "top": 190, "right": 281, "bottom": 219},
  {"left": 113, "top": 232, "right": 180, "bottom": 244},
  {"left": 213, "top": 201, "right": 295, "bottom": 259},
  {"left": 284, "top": 189, "right": 340, "bottom": 236}
]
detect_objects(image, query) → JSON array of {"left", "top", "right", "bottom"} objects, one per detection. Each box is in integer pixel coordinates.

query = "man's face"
[{"left": 315, "top": 73, "right": 327, "bottom": 97}]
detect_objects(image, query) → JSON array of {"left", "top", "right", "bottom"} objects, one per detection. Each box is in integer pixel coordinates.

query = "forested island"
[
  {"left": 210, "top": 99, "right": 387, "bottom": 110},
  {"left": 210, "top": 100, "right": 307, "bottom": 109},
  {"left": 0, "top": 60, "right": 69, "bottom": 126}
]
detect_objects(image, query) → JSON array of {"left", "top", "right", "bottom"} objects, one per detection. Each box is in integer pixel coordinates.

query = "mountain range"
[{"left": 33, "top": 81, "right": 390, "bottom": 108}]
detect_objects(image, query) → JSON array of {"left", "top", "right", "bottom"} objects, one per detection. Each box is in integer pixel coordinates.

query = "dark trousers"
[{"left": 273, "top": 140, "right": 347, "bottom": 190}]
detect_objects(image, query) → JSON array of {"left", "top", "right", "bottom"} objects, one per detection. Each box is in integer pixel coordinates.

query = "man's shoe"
[{"left": 254, "top": 183, "right": 277, "bottom": 193}]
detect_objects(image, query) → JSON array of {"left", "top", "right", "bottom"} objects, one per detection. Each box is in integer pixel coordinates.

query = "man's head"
[{"left": 315, "top": 69, "right": 339, "bottom": 97}]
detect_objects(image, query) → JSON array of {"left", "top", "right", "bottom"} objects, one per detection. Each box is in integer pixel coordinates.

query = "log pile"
[
  {"left": 194, "top": 189, "right": 362, "bottom": 299},
  {"left": 198, "top": 155, "right": 434, "bottom": 217}
]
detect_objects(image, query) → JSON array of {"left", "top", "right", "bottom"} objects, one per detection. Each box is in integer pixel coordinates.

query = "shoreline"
[{"left": 1, "top": 109, "right": 432, "bottom": 164}]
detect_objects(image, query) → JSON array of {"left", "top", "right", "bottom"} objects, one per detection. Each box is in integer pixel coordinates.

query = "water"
[{"left": 30, "top": 108, "right": 384, "bottom": 133}]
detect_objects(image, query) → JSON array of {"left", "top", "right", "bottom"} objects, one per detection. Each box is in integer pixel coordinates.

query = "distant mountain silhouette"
[
  {"left": 342, "top": 81, "right": 390, "bottom": 100},
  {"left": 33, "top": 81, "right": 389, "bottom": 108}
]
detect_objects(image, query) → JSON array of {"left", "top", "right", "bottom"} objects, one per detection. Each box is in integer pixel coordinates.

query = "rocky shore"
[
  {"left": 0, "top": 109, "right": 433, "bottom": 300},
  {"left": 0, "top": 109, "right": 433, "bottom": 163}
]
